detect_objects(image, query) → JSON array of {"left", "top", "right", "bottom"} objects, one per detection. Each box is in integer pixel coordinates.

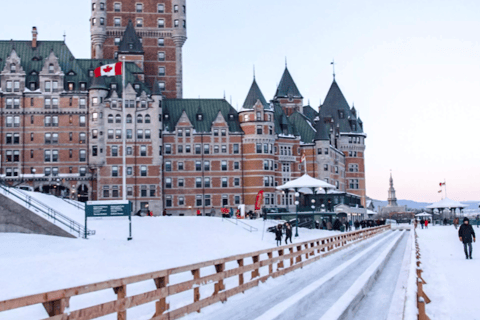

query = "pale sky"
[{"left": 2, "top": 0, "right": 480, "bottom": 202}]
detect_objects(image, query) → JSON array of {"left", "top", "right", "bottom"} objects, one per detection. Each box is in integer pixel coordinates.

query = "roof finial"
[
  {"left": 230, "top": 95, "right": 232, "bottom": 105},
  {"left": 223, "top": 90, "right": 226, "bottom": 99},
  {"left": 253, "top": 65, "right": 255, "bottom": 80},
  {"left": 308, "top": 99, "right": 310, "bottom": 106},
  {"left": 63, "top": 31, "right": 66, "bottom": 43},
  {"left": 285, "top": 56, "right": 287, "bottom": 68},
  {"left": 330, "top": 59, "right": 335, "bottom": 80}
]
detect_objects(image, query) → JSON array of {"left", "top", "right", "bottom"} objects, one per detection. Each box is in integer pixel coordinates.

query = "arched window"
[
  {"left": 145, "top": 114, "right": 151, "bottom": 123},
  {"left": 115, "top": 114, "right": 121, "bottom": 123},
  {"left": 137, "top": 114, "right": 143, "bottom": 123},
  {"left": 126, "top": 114, "right": 132, "bottom": 123},
  {"left": 108, "top": 114, "right": 113, "bottom": 123}
]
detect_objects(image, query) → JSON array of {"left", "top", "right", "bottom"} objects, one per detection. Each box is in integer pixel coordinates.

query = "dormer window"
[
  {"left": 80, "top": 82, "right": 86, "bottom": 90},
  {"left": 68, "top": 82, "right": 74, "bottom": 91},
  {"left": 164, "top": 114, "right": 169, "bottom": 120},
  {"left": 10, "top": 64, "right": 16, "bottom": 73},
  {"left": 134, "top": 84, "right": 140, "bottom": 90},
  {"left": 197, "top": 114, "right": 203, "bottom": 121},
  {"left": 111, "top": 83, "right": 117, "bottom": 90},
  {"left": 129, "top": 43, "right": 134, "bottom": 50},
  {"left": 141, "top": 101, "right": 147, "bottom": 108},
  {"left": 89, "top": 70, "right": 94, "bottom": 77},
  {"left": 229, "top": 114, "right": 234, "bottom": 120},
  {"left": 352, "top": 124, "right": 356, "bottom": 131},
  {"left": 29, "top": 82, "right": 36, "bottom": 91},
  {"left": 339, "top": 111, "right": 344, "bottom": 119},
  {"left": 256, "top": 111, "right": 262, "bottom": 121},
  {"left": 67, "top": 71, "right": 75, "bottom": 76},
  {"left": 288, "top": 94, "right": 293, "bottom": 102}
]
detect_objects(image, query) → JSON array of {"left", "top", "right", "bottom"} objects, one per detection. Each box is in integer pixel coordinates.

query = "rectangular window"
[
  {"left": 140, "top": 145, "right": 147, "bottom": 156},
  {"left": 174, "top": 4, "right": 179, "bottom": 12},
  {"left": 178, "top": 162, "right": 184, "bottom": 170},
  {"left": 158, "top": 38, "right": 164, "bottom": 46},
  {"left": 221, "top": 129, "right": 226, "bottom": 136},
  {"left": 196, "top": 195, "right": 202, "bottom": 207},
  {"left": 256, "top": 143, "right": 262, "bottom": 153},
  {"left": 178, "top": 145, "right": 183, "bottom": 153},
  {"left": 112, "top": 187, "right": 119, "bottom": 198},
  {"left": 195, "top": 144, "right": 201, "bottom": 154},
  {"left": 158, "top": 67, "right": 165, "bottom": 76},
  {"left": 141, "top": 165, "right": 147, "bottom": 176},
  {"left": 178, "top": 178, "right": 184, "bottom": 187},
  {"left": 233, "top": 144, "right": 239, "bottom": 154},
  {"left": 213, "top": 129, "right": 219, "bottom": 136},
  {"left": 79, "top": 150, "right": 86, "bottom": 162},
  {"left": 185, "top": 145, "right": 191, "bottom": 153},
  {"left": 195, "top": 161, "right": 201, "bottom": 171},
  {"left": 324, "top": 164, "right": 328, "bottom": 171},
  {"left": 214, "top": 145, "right": 219, "bottom": 153},
  {"left": 137, "top": 129, "right": 143, "bottom": 139},
  {"left": 44, "top": 150, "right": 51, "bottom": 162},
  {"left": 204, "top": 144, "right": 209, "bottom": 154},
  {"left": 145, "top": 129, "right": 151, "bottom": 139},
  {"left": 222, "top": 195, "right": 228, "bottom": 207},
  {"left": 221, "top": 160, "right": 227, "bottom": 171},
  {"left": 235, "top": 196, "right": 240, "bottom": 205},
  {"left": 165, "top": 196, "right": 172, "bottom": 207},
  {"left": 44, "top": 167, "right": 51, "bottom": 176},
  {"left": 234, "top": 178, "right": 240, "bottom": 187},
  {"left": 79, "top": 115, "right": 86, "bottom": 127},
  {"left": 112, "top": 146, "right": 118, "bottom": 157},
  {"left": 114, "top": 3, "right": 121, "bottom": 12},
  {"left": 150, "top": 185, "right": 156, "bottom": 197},
  {"left": 222, "top": 177, "right": 228, "bottom": 188},
  {"left": 108, "top": 129, "right": 114, "bottom": 139},
  {"left": 165, "top": 161, "right": 171, "bottom": 172},
  {"left": 165, "top": 178, "right": 172, "bottom": 189},
  {"left": 204, "top": 161, "right": 210, "bottom": 171},
  {"left": 204, "top": 178, "right": 211, "bottom": 188},
  {"left": 158, "top": 19, "right": 165, "bottom": 28},
  {"left": 92, "top": 145, "right": 98, "bottom": 157},
  {"left": 165, "top": 144, "right": 171, "bottom": 154},
  {"left": 196, "top": 178, "right": 202, "bottom": 188},
  {"left": 234, "top": 162, "right": 240, "bottom": 170},
  {"left": 257, "top": 126, "right": 262, "bottom": 134},
  {"left": 140, "top": 186, "right": 147, "bottom": 198},
  {"left": 205, "top": 195, "right": 211, "bottom": 207},
  {"left": 158, "top": 3, "right": 164, "bottom": 12},
  {"left": 221, "top": 145, "right": 227, "bottom": 153},
  {"left": 136, "top": 3, "right": 142, "bottom": 12},
  {"left": 112, "top": 166, "right": 118, "bottom": 177}
]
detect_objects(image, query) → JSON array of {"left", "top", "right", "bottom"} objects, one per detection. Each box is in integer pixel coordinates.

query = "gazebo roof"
[
  {"left": 426, "top": 198, "right": 467, "bottom": 209},
  {"left": 276, "top": 174, "right": 336, "bottom": 191}
]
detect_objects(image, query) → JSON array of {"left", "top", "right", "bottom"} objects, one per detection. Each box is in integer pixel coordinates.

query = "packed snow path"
[{"left": 184, "top": 229, "right": 409, "bottom": 320}]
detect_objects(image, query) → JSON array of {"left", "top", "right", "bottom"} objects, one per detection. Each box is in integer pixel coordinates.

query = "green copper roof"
[
  {"left": 288, "top": 112, "right": 315, "bottom": 143},
  {"left": 319, "top": 80, "right": 363, "bottom": 134},
  {"left": 274, "top": 67, "right": 303, "bottom": 99},
  {"left": 242, "top": 78, "right": 268, "bottom": 109},
  {"left": 272, "top": 102, "right": 295, "bottom": 136},
  {"left": 118, "top": 20, "right": 144, "bottom": 54},
  {"left": 163, "top": 99, "right": 243, "bottom": 133},
  {"left": 314, "top": 118, "right": 331, "bottom": 141},
  {"left": 302, "top": 105, "right": 319, "bottom": 122}
]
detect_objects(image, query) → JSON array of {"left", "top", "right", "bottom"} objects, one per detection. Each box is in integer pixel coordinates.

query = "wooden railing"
[
  {"left": 0, "top": 225, "right": 390, "bottom": 320},
  {"left": 415, "top": 229, "right": 431, "bottom": 320}
]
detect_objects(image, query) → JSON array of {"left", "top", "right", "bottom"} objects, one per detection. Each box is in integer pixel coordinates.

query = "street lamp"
[
  {"left": 311, "top": 199, "right": 316, "bottom": 213},
  {"left": 295, "top": 192, "right": 300, "bottom": 237}
]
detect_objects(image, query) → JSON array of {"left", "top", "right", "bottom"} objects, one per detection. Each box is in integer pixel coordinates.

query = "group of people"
[{"left": 274, "top": 223, "right": 293, "bottom": 246}]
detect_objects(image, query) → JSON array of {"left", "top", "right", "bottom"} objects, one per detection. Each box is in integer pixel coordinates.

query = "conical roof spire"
[
  {"left": 118, "top": 20, "right": 144, "bottom": 54},
  {"left": 274, "top": 66, "right": 303, "bottom": 99},
  {"left": 242, "top": 78, "right": 268, "bottom": 109}
]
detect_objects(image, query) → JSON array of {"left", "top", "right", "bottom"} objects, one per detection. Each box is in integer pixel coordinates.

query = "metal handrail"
[
  {"left": 0, "top": 184, "right": 94, "bottom": 238},
  {"left": 222, "top": 216, "right": 258, "bottom": 232},
  {"left": 61, "top": 197, "right": 85, "bottom": 210}
]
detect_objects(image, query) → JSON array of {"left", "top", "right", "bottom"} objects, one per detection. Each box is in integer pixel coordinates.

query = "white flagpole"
[{"left": 122, "top": 57, "right": 126, "bottom": 201}]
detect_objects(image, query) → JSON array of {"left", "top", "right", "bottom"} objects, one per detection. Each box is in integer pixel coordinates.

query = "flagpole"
[
  {"left": 444, "top": 179, "right": 447, "bottom": 198},
  {"left": 122, "top": 57, "right": 132, "bottom": 240}
]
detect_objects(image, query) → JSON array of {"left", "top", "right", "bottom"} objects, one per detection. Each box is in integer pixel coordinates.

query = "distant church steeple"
[{"left": 387, "top": 172, "right": 398, "bottom": 207}]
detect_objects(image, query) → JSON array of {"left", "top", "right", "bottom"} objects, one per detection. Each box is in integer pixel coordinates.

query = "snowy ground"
[
  {"left": 416, "top": 225, "right": 480, "bottom": 320},
  {"left": 0, "top": 213, "right": 341, "bottom": 319}
]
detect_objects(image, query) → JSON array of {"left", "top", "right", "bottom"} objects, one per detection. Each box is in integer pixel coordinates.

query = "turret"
[
  {"left": 172, "top": 0, "right": 187, "bottom": 98},
  {"left": 90, "top": 0, "right": 107, "bottom": 59}
]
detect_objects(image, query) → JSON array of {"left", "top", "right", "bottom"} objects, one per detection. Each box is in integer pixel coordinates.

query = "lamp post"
[
  {"left": 31, "top": 168, "right": 36, "bottom": 188},
  {"left": 295, "top": 191, "right": 300, "bottom": 237},
  {"left": 311, "top": 198, "right": 316, "bottom": 213}
]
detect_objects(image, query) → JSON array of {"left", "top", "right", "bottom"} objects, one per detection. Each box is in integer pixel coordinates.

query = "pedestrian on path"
[
  {"left": 425, "top": 219, "right": 429, "bottom": 229},
  {"left": 414, "top": 219, "right": 418, "bottom": 229},
  {"left": 454, "top": 217, "right": 459, "bottom": 229},
  {"left": 285, "top": 222, "right": 292, "bottom": 244},
  {"left": 275, "top": 224, "right": 283, "bottom": 246},
  {"left": 420, "top": 218, "right": 424, "bottom": 229},
  {"left": 458, "top": 217, "right": 476, "bottom": 259}
]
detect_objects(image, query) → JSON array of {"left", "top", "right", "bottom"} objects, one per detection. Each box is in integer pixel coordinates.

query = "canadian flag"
[
  {"left": 301, "top": 153, "right": 306, "bottom": 163},
  {"left": 439, "top": 182, "right": 446, "bottom": 186},
  {"left": 94, "top": 62, "right": 122, "bottom": 77}
]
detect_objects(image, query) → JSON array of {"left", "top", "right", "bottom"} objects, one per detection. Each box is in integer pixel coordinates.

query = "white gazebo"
[
  {"left": 415, "top": 212, "right": 432, "bottom": 217},
  {"left": 426, "top": 198, "right": 467, "bottom": 219},
  {"left": 276, "top": 174, "right": 336, "bottom": 193}
]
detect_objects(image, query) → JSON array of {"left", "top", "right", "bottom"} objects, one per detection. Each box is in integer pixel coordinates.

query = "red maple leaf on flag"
[{"left": 103, "top": 66, "right": 113, "bottom": 73}]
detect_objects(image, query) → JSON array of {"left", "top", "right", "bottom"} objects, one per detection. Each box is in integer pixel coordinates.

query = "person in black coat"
[
  {"left": 354, "top": 220, "right": 360, "bottom": 230},
  {"left": 275, "top": 224, "right": 283, "bottom": 246},
  {"left": 333, "top": 219, "right": 341, "bottom": 231},
  {"left": 459, "top": 217, "right": 476, "bottom": 259},
  {"left": 285, "top": 222, "right": 293, "bottom": 244}
]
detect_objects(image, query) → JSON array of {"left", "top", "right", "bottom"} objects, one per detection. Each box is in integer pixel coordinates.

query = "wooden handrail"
[{"left": 0, "top": 225, "right": 390, "bottom": 319}]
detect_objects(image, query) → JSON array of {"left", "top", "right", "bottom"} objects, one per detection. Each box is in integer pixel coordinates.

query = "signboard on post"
[
  {"left": 84, "top": 200, "right": 132, "bottom": 239},
  {"left": 86, "top": 200, "right": 131, "bottom": 217}
]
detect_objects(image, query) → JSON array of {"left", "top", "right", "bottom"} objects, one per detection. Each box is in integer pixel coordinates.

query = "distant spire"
[
  {"left": 330, "top": 59, "right": 336, "bottom": 80},
  {"left": 285, "top": 56, "right": 287, "bottom": 68},
  {"left": 223, "top": 90, "right": 226, "bottom": 99},
  {"left": 308, "top": 99, "right": 311, "bottom": 106},
  {"left": 63, "top": 31, "right": 66, "bottom": 43},
  {"left": 230, "top": 95, "right": 232, "bottom": 105},
  {"left": 253, "top": 65, "right": 255, "bottom": 80}
]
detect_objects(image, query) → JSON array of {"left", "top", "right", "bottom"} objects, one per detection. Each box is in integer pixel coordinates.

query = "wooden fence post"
[
  {"left": 289, "top": 247, "right": 294, "bottom": 266},
  {"left": 113, "top": 285, "right": 126, "bottom": 320},
  {"left": 237, "top": 258, "right": 244, "bottom": 287},
  {"left": 418, "top": 297, "right": 430, "bottom": 320},
  {"left": 191, "top": 269, "right": 201, "bottom": 309},
  {"left": 296, "top": 246, "right": 302, "bottom": 263},
  {"left": 42, "top": 298, "right": 69, "bottom": 317},
  {"left": 251, "top": 255, "right": 260, "bottom": 279},
  {"left": 267, "top": 252, "right": 273, "bottom": 274},
  {"left": 214, "top": 263, "right": 226, "bottom": 296},
  {"left": 153, "top": 276, "right": 169, "bottom": 317},
  {"left": 277, "top": 249, "right": 284, "bottom": 269}
]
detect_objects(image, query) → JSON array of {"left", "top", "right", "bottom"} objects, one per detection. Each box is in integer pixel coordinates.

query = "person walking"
[
  {"left": 285, "top": 222, "right": 293, "bottom": 244},
  {"left": 425, "top": 219, "right": 429, "bottom": 229},
  {"left": 210, "top": 207, "right": 216, "bottom": 217},
  {"left": 420, "top": 218, "right": 424, "bottom": 229},
  {"left": 454, "top": 217, "right": 459, "bottom": 230},
  {"left": 414, "top": 219, "right": 418, "bottom": 229},
  {"left": 354, "top": 220, "right": 360, "bottom": 230},
  {"left": 458, "top": 217, "right": 476, "bottom": 259},
  {"left": 275, "top": 224, "right": 283, "bottom": 246},
  {"left": 443, "top": 218, "right": 447, "bottom": 226}
]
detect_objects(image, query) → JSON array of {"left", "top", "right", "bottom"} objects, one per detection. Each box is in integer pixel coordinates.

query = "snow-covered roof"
[
  {"left": 276, "top": 174, "right": 336, "bottom": 191},
  {"left": 426, "top": 198, "right": 467, "bottom": 209}
]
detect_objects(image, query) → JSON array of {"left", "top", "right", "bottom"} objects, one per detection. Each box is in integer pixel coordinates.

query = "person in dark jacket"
[
  {"left": 459, "top": 217, "right": 476, "bottom": 259},
  {"left": 285, "top": 222, "right": 293, "bottom": 244},
  {"left": 275, "top": 224, "right": 283, "bottom": 246},
  {"left": 333, "top": 219, "right": 341, "bottom": 231},
  {"left": 354, "top": 220, "right": 360, "bottom": 230}
]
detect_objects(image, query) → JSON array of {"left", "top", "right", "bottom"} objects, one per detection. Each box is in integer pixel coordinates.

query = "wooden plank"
[
  {"left": 277, "top": 250, "right": 284, "bottom": 269},
  {"left": 251, "top": 256, "right": 260, "bottom": 279},
  {"left": 237, "top": 259, "right": 244, "bottom": 288},
  {"left": 267, "top": 252, "right": 273, "bottom": 274},
  {"left": 42, "top": 298, "right": 68, "bottom": 317}
]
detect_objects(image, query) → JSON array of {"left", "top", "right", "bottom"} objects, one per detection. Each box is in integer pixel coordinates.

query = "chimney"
[{"left": 32, "top": 27, "right": 38, "bottom": 48}]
